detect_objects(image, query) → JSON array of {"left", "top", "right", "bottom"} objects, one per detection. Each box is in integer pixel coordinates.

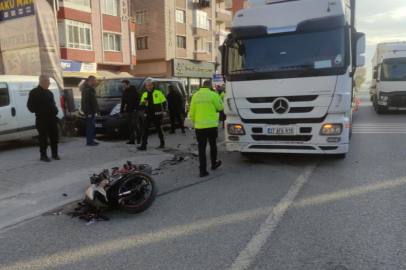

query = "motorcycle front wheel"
[{"left": 117, "top": 172, "right": 158, "bottom": 214}]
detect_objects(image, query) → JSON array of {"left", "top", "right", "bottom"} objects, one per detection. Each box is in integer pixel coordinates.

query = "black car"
[{"left": 76, "top": 77, "right": 187, "bottom": 136}]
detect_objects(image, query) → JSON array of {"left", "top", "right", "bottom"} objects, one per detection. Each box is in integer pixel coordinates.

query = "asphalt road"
[{"left": 1, "top": 90, "right": 406, "bottom": 270}]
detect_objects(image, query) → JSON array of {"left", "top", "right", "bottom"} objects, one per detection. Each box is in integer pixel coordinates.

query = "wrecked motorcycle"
[{"left": 71, "top": 161, "right": 158, "bottom": 222}]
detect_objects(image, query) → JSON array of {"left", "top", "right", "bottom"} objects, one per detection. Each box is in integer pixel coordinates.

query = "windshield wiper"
[{"left": 282, "top": 64, "right": 314, "bottom": 70}]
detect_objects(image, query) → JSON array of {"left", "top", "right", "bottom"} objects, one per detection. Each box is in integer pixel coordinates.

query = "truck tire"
[{"left": 376, "top": 105, "right": 386, "bottom": 114}]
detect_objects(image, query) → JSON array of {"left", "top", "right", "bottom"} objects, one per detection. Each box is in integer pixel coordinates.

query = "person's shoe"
[
  {"left": 40, "top": 156, "right": 51, "bottom": 162},
  {"left": 200, "top": 171, "right": 209, "bottom": 177},
  {"left": 136, "top": 140, "right": 141, "bottom": 145},
  {"left": 93, "top": 141, "right": 100, "bottom": 145},
  {"left": 126, "top": 140, "right": 135, "bottom": 145},
  {"left": 158, "top": 142, "right": 165, "bottom": 148},
  {"left": 211, "top": 160, "right": 222, "bottom": 170},
  {"left": 87, "top": 143, "right": 98, "bottom": 146},
  {"left": 137, "top": 144, "right": 147, "bottom": 151},
  {"left": 181, "top": 129, "right": 186, "bottom": 134},
  {"left": 169, "top": 130, "right": 175, "bottom": 134},
  {"left": 52, "top": 155, "right": 61, "bottom": 161}
]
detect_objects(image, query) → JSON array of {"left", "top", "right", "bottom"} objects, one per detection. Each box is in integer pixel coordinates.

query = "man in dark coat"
[
  {"left": 27, "top": 75, "right": 60, "bottom": 162},
  {"left": 81, "top": 76, "right": 99, "bottom": 146},
  {"left": 166, "top": 85, "right": 185, "bottom": 134},
  {"left": 119, "top": 79, "right": 141, "bottom": 144}
]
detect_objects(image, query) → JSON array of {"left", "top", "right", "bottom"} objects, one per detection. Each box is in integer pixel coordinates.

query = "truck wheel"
[{"left": 370, "top": 95, "right": 373, "bottom": 102}]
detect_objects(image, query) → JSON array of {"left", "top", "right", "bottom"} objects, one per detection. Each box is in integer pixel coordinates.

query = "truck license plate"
[
  {"left": 267, "top": 127, "right": 295, "bottom": 135},
  {"left": 95, "top": 124, "right": 102, "bottom": 128}
]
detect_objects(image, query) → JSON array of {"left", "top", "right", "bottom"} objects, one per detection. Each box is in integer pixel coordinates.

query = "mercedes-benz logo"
[{"left": 272, "top": 98, "right": 290, "bottom": 114}]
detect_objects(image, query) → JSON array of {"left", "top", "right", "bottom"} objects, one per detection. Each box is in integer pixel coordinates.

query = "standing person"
[
  {"left": 166, "top": 85, "right": 185, "bottom": 134},
  {"left": 81, "top": 76, "right": 99, "bottom": 146},
  {"left": 189, "top": 80, "right": 223, "bottom": 177},
  {"left": 27, "top": 75, "right": 60, "bottom": 162},
  {"left": 137, "top": 80, "right": 167, "bottom": 151},
  {"left": 119, "top": 80, "right": 141, "bottom": 144}
]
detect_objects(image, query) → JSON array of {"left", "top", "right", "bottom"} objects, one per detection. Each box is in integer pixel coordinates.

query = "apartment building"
[
  {"left": 132, "top": 0, "right": 232, "bottom": 94},
  {"left": 56, "top": 0, "right": 137, "bottom": 89}
]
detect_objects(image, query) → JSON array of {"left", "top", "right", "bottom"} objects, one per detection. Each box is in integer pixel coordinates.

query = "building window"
[
  {"left": 101, "top": 0, "right": 120, "bottom": 16},
  {"left": 206, "top": 42, "right": 212, "bottom": 53},
  {"left": 194, "top": 10, "right": 208, "bottom": 29},
  {"left": 135, "top": 10, "right": 148, "bottom": 24},
  {"left": 137, "top": 36, "right": 148, "bottom": 50},
  {"left": 177, "top": 36, "right": 186, "bottom": 49},
  {"left": 176, "top": 9, "right": 186, "bottom": 23},
  {"left": 63, "top": 20, "right": 92, "bottom": 50},
  {"left": 194, "top": 39, "right": 198, "bottom": 51},
  {"left": 103, "top": 33, "right": 121, "bottom": 52},
  {"left": 207, "top": 19, "right": 212, "bottom": 31},
  {"left": 64, "top": 0, "right": 90, "bottom": 7}
]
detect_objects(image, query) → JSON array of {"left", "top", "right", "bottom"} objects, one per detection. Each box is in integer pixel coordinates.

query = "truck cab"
[{"left": 220, "top": 0, "right": 365, "bottom": 158}]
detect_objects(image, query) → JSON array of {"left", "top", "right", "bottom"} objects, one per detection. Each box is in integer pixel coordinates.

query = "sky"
[{"left": 356, "top": 0, "right": 406, "bottom": 81}]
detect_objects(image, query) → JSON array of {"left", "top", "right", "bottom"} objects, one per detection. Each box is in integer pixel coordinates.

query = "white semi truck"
[
  {"left": 370, "top": 42, "right": 406, "bottom": 114},
  {"left": 219, "top": 0, "right": 365, "bottom": 158}
]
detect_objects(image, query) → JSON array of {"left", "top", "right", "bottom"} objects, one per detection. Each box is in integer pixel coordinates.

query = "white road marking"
[
  {"left": 229, "top": 164, "right": 317, "bottom": 270},
  {"left": 353, "top": 123, "right": 406, "bottom": 134}
]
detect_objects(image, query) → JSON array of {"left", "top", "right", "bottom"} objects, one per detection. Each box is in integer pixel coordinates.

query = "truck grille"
[
  {"left": 388, "top": 94, "right": 406, "bottom": 107},
  {"left": 242, "top": 115, "right": 327, "bottom": 124},
  {"left": 247, "top": 95, "right": 318, "bottom": 103},
  {"left": 251, "top": 107, "right": 314, "bottom": 114},
  {"left": 251, "top": 135, "right": 312, "bottom": 142}
]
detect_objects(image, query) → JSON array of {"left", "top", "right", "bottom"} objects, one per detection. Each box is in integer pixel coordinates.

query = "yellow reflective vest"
[
  {"left": 140, "top": 90, "right": 167, "bottom": 116},
  {"left": 189, "top": 88, "right": 224, "bottom": 129}
]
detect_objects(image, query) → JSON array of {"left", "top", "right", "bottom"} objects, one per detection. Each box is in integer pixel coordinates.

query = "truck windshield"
[
  {"left": 227, "top": 28, "right": 346, "bottom": 76},
  {"left": 381, "top": 58, "right": 406, "bottom": 81},
  {"left": 95, "top": 79, "right": 144, "bottom": 98}
]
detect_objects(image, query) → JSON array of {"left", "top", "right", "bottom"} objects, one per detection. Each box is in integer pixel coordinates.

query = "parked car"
[
  {"left": 76, "top": 77, "right": 187, "bottom": 136},
  {"left": 0, "top": 75, "right": 65, "bottom": 143}
]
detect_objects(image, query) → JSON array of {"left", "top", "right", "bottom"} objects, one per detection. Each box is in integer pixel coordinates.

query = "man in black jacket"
[
  {"left": 119, "top": 79, "right": 141, "bottom": 144},
  {"left": 166, "top": 85, "right": 185, "bottom": 134},
  {"left": 27, "top": 75, "right": 60, "bottom": 162},
  {"left": 81, "top": 76, "right": 99, "bottom": 146}
]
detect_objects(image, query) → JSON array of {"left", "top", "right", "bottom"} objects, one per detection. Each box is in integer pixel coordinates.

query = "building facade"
[
  {"left": 132, "top": 0, "right": 232, "bottom": 95},
  {"left": 56, "top": 0, "right": 137, "bottom": 89}
]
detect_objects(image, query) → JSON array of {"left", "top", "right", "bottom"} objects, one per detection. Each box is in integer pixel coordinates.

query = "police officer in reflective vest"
[
  {"left": 189, "top": 80, "right": 224, "bottom": 177},
  {"left": 137, "top": 80, "right": 167, "bottom": 150}
]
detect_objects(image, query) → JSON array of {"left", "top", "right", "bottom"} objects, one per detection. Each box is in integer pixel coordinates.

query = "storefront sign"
[
  {"left": 0, "top": 0, "right": 35, "bottom": 22},
  {"left": 61, "top": 59, "right": 97, "bottom": 73},
  {"left": 121, "top": 0, "right": 129, "bottom": 22},
  {"left": 2, "top": 47, "right": 41, "bottom": 76},
  {"left": 168, "top": 9, "right": 173, "bottom": 46},
  {"left": 0, "top": 15, "right": 38, "bottom": 51},
  {"left": 174, "top": 59, "right": 215, "bottom": 78}
]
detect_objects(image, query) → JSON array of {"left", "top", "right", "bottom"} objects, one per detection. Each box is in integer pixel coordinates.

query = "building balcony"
[
  {"left": 193, "top": 51, "right": 212, "bottom": 62},
  {"left": 193, "top": 25, "right": 212, "bottom": 38},
  {"left": 216, "top": 8, "right": 232, "bottom": 22}
]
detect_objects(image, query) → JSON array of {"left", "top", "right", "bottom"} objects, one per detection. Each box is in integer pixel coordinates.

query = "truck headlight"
[
  {"left": 110, "top": 103, "right": 121, "bottom": 115},
  {"left": 320, "top": 124, "right": 343, "bottom": 135},
  {"left": 228, "top": 124, "right": 245, "bottom": 135},
  {"left": 379, "top": 95, "right": 388, "bottom": 101}
]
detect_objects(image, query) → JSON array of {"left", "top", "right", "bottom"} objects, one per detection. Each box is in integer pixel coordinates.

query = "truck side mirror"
[
  {"left": 356, "top": 32, "right": 366, "bottom": 67},
  {"left": 373, "top": 71, "right": 378, "bottom": 79},
  {"left": 219, "top": 45, "right": 227, "bottom": 76}
]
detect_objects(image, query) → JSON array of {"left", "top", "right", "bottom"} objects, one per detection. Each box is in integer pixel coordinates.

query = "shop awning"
[
  {"left": 62, "top": 71, "right": 103, "bottom": 79},
  {"left": 97, "top": 70, "right": 133, "bottom": 79}
]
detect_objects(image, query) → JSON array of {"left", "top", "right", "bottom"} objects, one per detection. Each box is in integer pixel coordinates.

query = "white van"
[{"left": 0, "top": 75, "right": 65, "bottom": 143}]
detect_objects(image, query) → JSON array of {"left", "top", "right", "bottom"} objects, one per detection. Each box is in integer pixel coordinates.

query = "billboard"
[
  {"left": 2, "top": 47, "right": 41, "bottom": 76},
  {"left": 0, "top": 0, "right": 35, "bottom": 22},
  {"left": 0, "top": 15, "right": 38, "bottom": 51},
  {"left": 61, "top": 59, "right": 97, "bottom": 73},
  {"left": 34, "top": 0, "right": 63, "bottom": 89}
]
